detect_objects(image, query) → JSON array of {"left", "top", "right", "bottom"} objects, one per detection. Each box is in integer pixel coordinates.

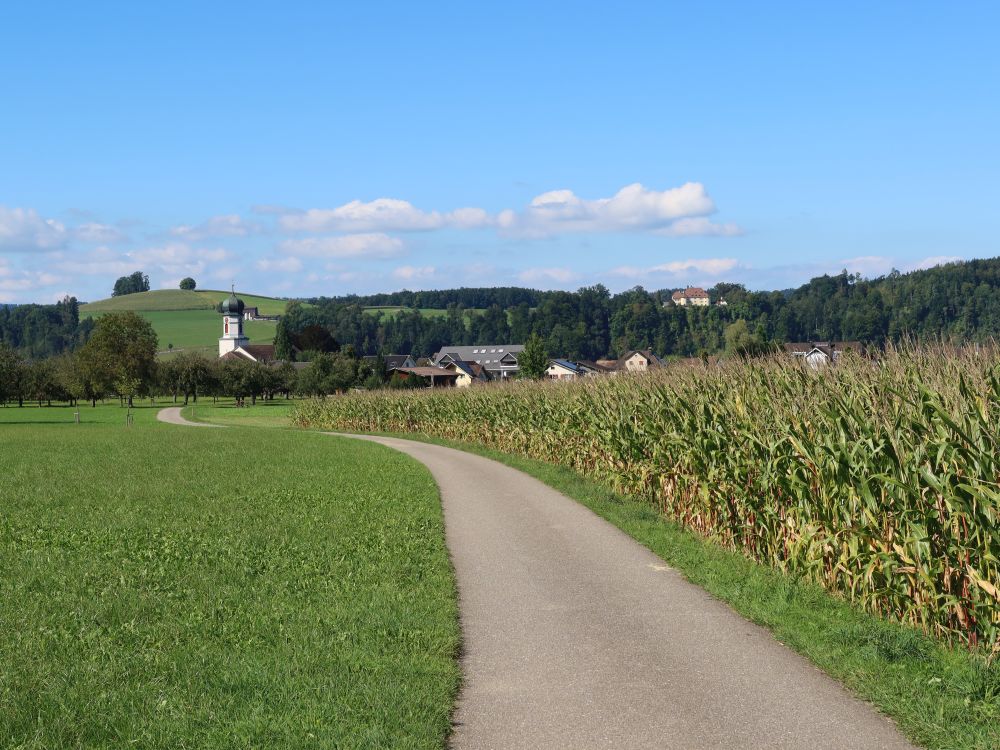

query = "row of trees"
[{"left": 0, "top": 311, "right": 445, "bottom": 408}]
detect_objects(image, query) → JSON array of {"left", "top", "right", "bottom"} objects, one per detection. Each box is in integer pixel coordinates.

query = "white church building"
[{"left": 218, "top": 289, "right": 277, "bottom": 362}]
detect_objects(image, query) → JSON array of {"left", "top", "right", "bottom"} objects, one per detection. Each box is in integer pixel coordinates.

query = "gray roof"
[
  {"left": 549, "top": 359, "right": 583, "bottom": 373},
  {"left": 433, "top": 345, "right": 524, "bottom": 371},
  {"left": 362, "top": 353, "right": 413, "bottom": 370}
]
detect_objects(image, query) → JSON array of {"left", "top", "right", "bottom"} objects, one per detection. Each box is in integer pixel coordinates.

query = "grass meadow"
[
  {"left": 80, "top": 289, "right": 291, "bottom": 316},
  {"left": 0, "top": 403, "right": 459, "bottom": 749}
]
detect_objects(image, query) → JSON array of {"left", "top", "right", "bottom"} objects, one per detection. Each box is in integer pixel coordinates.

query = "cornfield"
[{"left": 294, "top": 347, "right": 1000, "bottom": 649}]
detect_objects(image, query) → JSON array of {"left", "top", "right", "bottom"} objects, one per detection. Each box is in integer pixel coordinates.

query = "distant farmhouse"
[
  {"left": 670, "top": 287, "right": 710, "bottom": 306},
  {"left": 613, "top": 350, "right": 663, "bottom": 373},
  {"left": 784, "top": 341, "right": 863, "bottom": 368},
  {"left": 242, "top": 306, "right": 280, "bottom": 322}
]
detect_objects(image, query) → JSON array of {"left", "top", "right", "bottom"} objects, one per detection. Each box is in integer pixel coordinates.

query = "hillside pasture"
[
  {"left": 80, "top": 298, "right": 285, "bottom": 356},
  {"left": 81, "top": 289, "right": 293, "bottom": 316},
  {"left": 363, "top": 306, "right": 454, "bottom": 319},
  {"left": 0, "top": 404, "right": 460, "bottom": 748}
]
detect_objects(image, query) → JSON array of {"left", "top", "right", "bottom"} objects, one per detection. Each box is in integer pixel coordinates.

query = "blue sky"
[{"left": 1, "top": 1, "right": 997, "bottom": 302}]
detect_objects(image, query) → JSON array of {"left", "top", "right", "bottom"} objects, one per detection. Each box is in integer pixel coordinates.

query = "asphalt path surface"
[
  {"left": 156, "top": 406, "right": 221, "bottom": 427},
  {"left": 343, "top": 435, "right": 916, "bottom": 750}
]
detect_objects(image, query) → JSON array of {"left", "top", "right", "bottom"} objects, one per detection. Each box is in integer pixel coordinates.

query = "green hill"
[
  {"left": 81, "top": 289, "right": 290, "bottom": 316},
  {"left": 80, "top": 289, "right": 293, "bottom": 356}
]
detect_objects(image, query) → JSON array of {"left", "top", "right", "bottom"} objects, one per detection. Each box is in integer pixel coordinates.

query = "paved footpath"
[
  {"left": 343, "top": 435, "right": 916, "bottom": 750},
  {"left": 156, "top": 406, "right": 221, "bottom": 427}
]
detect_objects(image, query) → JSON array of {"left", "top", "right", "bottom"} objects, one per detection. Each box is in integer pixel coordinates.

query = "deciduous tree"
[{"left": 78, "top": 312, "right": 158, "bottom": 406}]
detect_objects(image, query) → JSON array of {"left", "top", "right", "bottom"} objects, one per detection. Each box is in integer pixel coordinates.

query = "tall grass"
[{"left": 295, "top": 346, "right": 1000, "bottom": 649}]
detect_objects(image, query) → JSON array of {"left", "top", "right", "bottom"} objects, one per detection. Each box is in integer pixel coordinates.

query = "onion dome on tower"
[
  {"left": 218, "top": 286, "right": 249, "bottom": 357},
  {"left": 219, "top": 289, "right": 245, "bottom": 317}
]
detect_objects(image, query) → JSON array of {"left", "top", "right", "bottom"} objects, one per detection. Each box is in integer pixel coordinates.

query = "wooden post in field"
[{"left": 74, "top": 410, "right": 80, "bottom": 424}]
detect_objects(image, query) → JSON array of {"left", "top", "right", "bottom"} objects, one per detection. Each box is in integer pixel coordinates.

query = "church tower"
[{"left": 218, "top": 287, "right": 249, "bottom": 357}]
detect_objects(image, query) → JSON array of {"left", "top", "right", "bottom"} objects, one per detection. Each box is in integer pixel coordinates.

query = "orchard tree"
[
  {"left": 174, "top": 351, "right": 211, "bottom": 404},
  {"left": 179, "top": 277, "right": 197, "bottom": 291},
  {"left": 78, "top": 311, "right": 158, "bottom": 406},
  {"left": 0, "top": 343, "right": 27, "bottom": 406}
]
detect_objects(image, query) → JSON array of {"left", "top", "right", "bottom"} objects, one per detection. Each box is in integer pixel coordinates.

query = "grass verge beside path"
[
  {"left": 367, "top": 433, "right": 998, "bottom": 750},
  {"left": 183, "top": 399, "right": 297, "bottom": 428},
  {"left": 0, "top": 405, "right": 460, "bottom": 749}
]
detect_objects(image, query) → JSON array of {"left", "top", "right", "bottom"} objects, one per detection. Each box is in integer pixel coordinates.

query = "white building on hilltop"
[{"left": 670, "top": 287, "right": 710, "bottom": 306}]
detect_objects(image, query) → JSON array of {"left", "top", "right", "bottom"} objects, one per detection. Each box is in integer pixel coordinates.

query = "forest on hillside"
[
  {"left": 0, "top": 296, "right": 93, "bottom": 358},
  {"left": 285, "top": 258, "right": 1000, "bottom": 360}
]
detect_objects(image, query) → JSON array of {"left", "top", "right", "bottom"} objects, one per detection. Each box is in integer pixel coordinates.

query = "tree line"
[
  {"left": 0, "top": 312, "right": 443, "bottom": 408},
  {"left": 0, "top": 296, "right": 94, "bottom": 359},
  {"left": 281, "top": 258, "right": 1000, "bottom": 360},
  {"left": 6, "top": 257, "right": 1000, "bottom": 365}
]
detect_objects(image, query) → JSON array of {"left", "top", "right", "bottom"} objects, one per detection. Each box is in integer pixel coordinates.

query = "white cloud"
[
  {"left": 650, "top": 258, "right": 739, "bottom": 275},
  {"left": 518, "top": 267, "right": 580, "bottom": 284},
  {"left": 0, "top": 206, "right": 68, "bottom": 252},
  {"left": 912, "top": 255, "right": 963, "bottom": 271},
  {"left": 171, "top": 214, "right": 257, "bottom": 240},
  {"left": 656, "top": 217, "right": 743, "bottom": 237},
  {"left": 0, "top": 269, "right": 65, "bottom": 298},
  {"left": 279, "top": 198, "right": 492, "bottom": 233},
  {"left": 839, "top": 256, "right": 896, "bottom": 276},
  {"left": 499, "top": 182, "right": 727, "bottom": 237},
  {"left": 57, "top": 246, "right": 140, "bottom": 276},
  {"left": 445, "top": 207, "right": 491, "bottom": 229},
  {"left": 75, "top": 222, "right": 126, "bottom": 243},
  {"left": 57, "top": 243, "right": 231, "bottom": 286},
  {"left": 256, "top": 257, "right": 304, "bottom": 273},
  {"left": 251, "top": 204, "right": 301, "bottom": 216},
  {"left": 279, "top": 233, "right": 404, "bottom": 259},
  {"left": 610, "top": 257, "right": 740, "bottom": 280},
  {"left": 392, "top": 265, "right": 436, "bottom": 280}
]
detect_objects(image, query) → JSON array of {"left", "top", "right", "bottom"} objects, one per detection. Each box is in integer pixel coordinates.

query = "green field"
[
  {"left": 0, "top": 403, "right": 460, "bottom": 748},
  {"left": 185, "top": 399, "right": 297, "bottom": 428},
  {"left": 141, "top": 309, "right": 277, "bottom": 355},
  {"left": 362, "top": 307, "right": 456, "bottom": 319}
]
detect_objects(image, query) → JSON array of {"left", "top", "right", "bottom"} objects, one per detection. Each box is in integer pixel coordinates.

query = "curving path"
[
  {"left": 343, "top": 435, "right": 916, "bottom": 750},
  {"left": 157, "top": 408, "right": 915, "bottom": 749},
  {"left": 156, "top": 406, "right": 222, "bottom": 427}
]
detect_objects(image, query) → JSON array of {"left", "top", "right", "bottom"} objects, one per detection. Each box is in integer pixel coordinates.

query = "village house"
[
  {"left": 391, "top": 366, "right": 460, "bottom": 388},
  {"left": 669, "top": 287, "right": 710, "bottom": 306},
  {"left": 432, "top": 344, "right": 525, "bottom": 379},
  {"left": 614, "top": 350, "right": 663, "bottom": 373},
  {"left": 443, "top": 359, "right": 490, "bottom": 387},
  {"left": 361, "top": 353, "right": 416, "bottom": 372},
  {"left": 546, "top": 359, "right": 612, "bottom": 380},
  {"left": 784, "top": 341, "right": 863, "bottom": 368}
]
